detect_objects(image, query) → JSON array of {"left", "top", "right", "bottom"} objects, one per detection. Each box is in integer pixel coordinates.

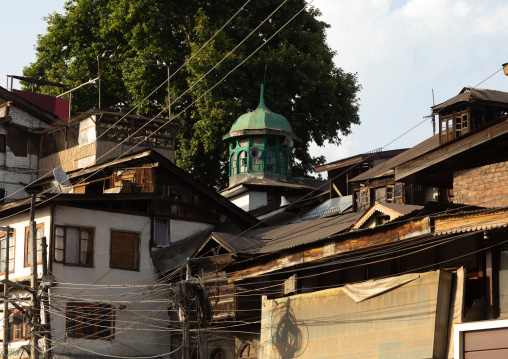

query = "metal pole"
[
  {"left": 29, "top": 194, "right": 38, "bottom": 359},
  {"left": 167, "top": 66, "right": 171, "bottom": 121},
  {"left": 97, "top": 56, "right": 101, "bottom": 109},
  {"left": 3, "top": 226, "right": 10, "bottom": 359}
]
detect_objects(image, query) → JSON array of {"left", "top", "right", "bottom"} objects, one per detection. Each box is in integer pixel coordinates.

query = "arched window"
[
  {"left": 239, "top": 151, "right": 248, "bottom": 173},
  {"left": 266, "top": 150, "right": 276, "bottom": 172},
  {"left": 231, "top": 153, "right": 238, "bottom": 176},
  {"left": 279, "top": 152, "right": 286, "bottom": 174},
  {"left": 211, "top": 348, "right": 225, "bottom": 359},
  {"left": 250, "top": 149, "right": 263, "bottom": 172}
]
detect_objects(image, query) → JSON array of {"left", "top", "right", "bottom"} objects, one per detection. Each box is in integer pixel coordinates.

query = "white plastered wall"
[{"left": 49, "top": 206, "right": 171, "bottom": 358}]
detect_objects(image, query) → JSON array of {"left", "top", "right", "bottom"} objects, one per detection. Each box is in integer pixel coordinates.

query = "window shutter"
[{"left": 111, "top": 232, "right": 139, "bottom": 270}]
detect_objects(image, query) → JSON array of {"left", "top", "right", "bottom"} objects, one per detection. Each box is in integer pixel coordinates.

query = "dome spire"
[{"left": 258, "top": 83, "right": 268, "bottom": 110}]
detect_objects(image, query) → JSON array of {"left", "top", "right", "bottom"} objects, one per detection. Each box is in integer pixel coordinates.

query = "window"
[
  {"left": 239, "top": 151, "right": 248, "bottom": 173},
  {"left": 395, "top": 184, "right": 403, "bottom": 199},
  {"left": 231, "top": 153, "right": 238, "bottom": 175},
  {"left": 0, "top": 229, "right": 14, "bottom": 275},
  {"left": 25, "top": 223, "right": 43, "bottom": 267},
  {"left": 250, "top": 152, "right": 263, "bottom": 172},
  {"left": 279, "top": 152, "right": 286, "bottom": 174},
  {"left": 54, "top": 226, "right": 94, "bottom": 267},
  {"left": 66, "top": 303, "right": 114, "bottom": 340},
  {"left": 360, "top": 188, "right": 370, "bottom": 210},
  {"left": 266, "top": 150, "right": 276, "bottom": 172},
  {"left": 3, "top": 309, "right": 29, "bottom": 342},
  {"left": 110, "top": 231, "right": 139, "bottom": 270},
  {"left": 154, "top": 218, "right": 170, "bottom": 247},
  {"left": 386, "top": 186, "right": 394, "bottom": 202}
]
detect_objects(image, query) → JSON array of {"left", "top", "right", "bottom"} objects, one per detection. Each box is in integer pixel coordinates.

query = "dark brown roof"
[
  {"left": 349, "top": 134, "right": 440, "bottom": 183},
  {"left": 315, "top": 149, "right": 408, "bottom": 173},
  {"left": 432, "top": 87, "right": 508, "bottom": 113},
  {"left": 210, "top": 232, "right": 266, "bottom": 254},
  {"left": 247, "top": 211, "right": 363, "bottom": 254},
  {"left": 0, "top": 86, "right": 59, "bottom": 125}
]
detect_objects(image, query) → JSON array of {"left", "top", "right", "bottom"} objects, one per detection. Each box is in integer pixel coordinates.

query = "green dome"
[{"left": 228, "top": 85, "right": 293, "bottom": 134}]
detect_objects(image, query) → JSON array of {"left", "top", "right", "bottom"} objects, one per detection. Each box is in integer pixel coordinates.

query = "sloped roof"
[
  {"left": 349, "top": 134, "right": 440, "bottom": 183},
  {"left": 353, "top": 203, "right": 423, "bottom": 229},
  {"left": 432, "top": 87, "right": 508, "bottom": 113},
  {"left": 0, "top": 86, "right": 59, "bottom": 125}
]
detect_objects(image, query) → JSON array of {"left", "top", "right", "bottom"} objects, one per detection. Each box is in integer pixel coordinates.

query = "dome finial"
[{"left": 258, "top": 83, "right": 266, "bottom": 108}]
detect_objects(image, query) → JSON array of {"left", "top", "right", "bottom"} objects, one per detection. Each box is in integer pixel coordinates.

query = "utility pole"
[
  {"left": 2, "top": 226, "right": 11, "bottom": 359},
  {"left": 182, "top": 260, "right": 190, "bottom": 359},
  {"left": 41, "top": 236, "right": 51, "bottom": 359},
  {"left": 29, "top": 194, "right": 38, "bottom": 359}
]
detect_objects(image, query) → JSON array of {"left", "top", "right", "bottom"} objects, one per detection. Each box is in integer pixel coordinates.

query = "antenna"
[{"left": 432, "top": 89, "right": 436, "bottom": 135}]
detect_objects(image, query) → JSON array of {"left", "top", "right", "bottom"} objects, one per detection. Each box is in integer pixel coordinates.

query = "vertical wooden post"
[
  {"left": 29, "top": 195, "right": 38, "bottom": 359},
  {"left": 41, "top": 237, "right": 51, "bottom": 359},
  {"left": 3, "top": 226, "right": 10, "bottom": 359}
]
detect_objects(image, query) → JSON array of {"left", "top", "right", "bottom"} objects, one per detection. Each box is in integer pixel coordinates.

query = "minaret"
[{"left": 222, "top": 84, "right": 300, "bottom": 187}]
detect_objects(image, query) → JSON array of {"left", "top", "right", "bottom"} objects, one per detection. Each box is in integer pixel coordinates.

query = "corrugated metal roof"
[
  {"left": 151, "top": 223, "right": 242, "bottom": 273},
  {"left": 210, "top": 232, "right": 266, "bottom": 254},
  {"left": 349, "top": 134, "right": 440, "bottom": 182},
  {"left": 248, "top": 211, "right": 363, "bottom": 254},
  {"left": 432, "top": 87, "right": 508, "bottom": 113},
  {"left": 298, "top": 196, "right": 353, "bottom": 221},
  {"left": 381, "top": 203, "right": 423, "bottom": 215}
]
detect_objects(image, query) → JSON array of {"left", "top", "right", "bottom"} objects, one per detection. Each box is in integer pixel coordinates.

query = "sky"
[{"left": 2, "top": 0, "right": 508, "bottom": 169}]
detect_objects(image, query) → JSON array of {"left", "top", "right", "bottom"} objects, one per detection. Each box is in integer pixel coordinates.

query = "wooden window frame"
[
  {"left": 110, "top": 231, "right": 140, "bottom": 271},
  {"left": 66, "top": 302, "right": 114, "bottom": 340},
  {"left": 0, "top": 229, "right": 15, "bottom": 275},
  {"left": 0, "top": 308, "right": 29, "bottom": 342},
  {"left": 24, "top": 223, "right": 43, "bottom": 268},
  {"left": 53, "top": 225, "right": 94, "bottom": 267}
]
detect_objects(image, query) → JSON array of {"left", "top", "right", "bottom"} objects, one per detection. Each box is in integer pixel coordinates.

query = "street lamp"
[{"left": 503, "top": 63, "right": 508, "bottom": 76}]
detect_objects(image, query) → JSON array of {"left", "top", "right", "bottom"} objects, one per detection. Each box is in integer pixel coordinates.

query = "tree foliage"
[{"left": 24, "top": 0, "right": 360, "bottom": 188}]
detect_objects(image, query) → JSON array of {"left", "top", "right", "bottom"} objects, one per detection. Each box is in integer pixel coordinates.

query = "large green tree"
[{"left": 24, "top": 0, "right": 360, "bottom": 189}]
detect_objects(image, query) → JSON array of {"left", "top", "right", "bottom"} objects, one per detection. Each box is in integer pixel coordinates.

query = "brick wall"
[{"left": 453, "top": 161, "right": 508, "bottom": 207}]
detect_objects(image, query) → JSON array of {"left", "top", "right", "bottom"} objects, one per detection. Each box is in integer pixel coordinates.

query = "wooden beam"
[{"left": 332, "top": 182, "right": 342, "bottom": 197}]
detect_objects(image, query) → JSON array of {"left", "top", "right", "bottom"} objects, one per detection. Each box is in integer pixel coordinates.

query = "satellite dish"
[
  {"left": 281, "top": 136, "right": 294, "bottom": 148},
  {"left": 250, "top": 146, "right": 262, "bottom": 159},
  {"left": 53, "top": 168, "right": 70, "bottom": 185},
  {"left": 51, "top": 168, "right": 72, "bottom": 194}
]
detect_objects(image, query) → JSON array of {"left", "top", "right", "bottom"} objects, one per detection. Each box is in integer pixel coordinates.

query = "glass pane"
[
  {"left": 66, "top": 228, "right": 80, "bottom": 264},
  {"left": 55, "top": 235, "right": 64, "bottom": 250},
  {"left": 55, "top": 227, "right": 64, "bottom": 236},
  {"left": 252, "top": 137, "right": 263, "bottom": 146},
  {"left": 81, "top": 230, "right": 89, "bottom": 240},
  {"left": 154, "top": 219, "right": 170, "bottom": 247},
  {"left": 55, "top": 249, "right": 64, "bottom": 262}
]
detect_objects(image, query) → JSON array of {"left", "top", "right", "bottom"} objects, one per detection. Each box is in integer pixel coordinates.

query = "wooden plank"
[{"left": 395, "top": 119, "right": 508, "bottom": 181}]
